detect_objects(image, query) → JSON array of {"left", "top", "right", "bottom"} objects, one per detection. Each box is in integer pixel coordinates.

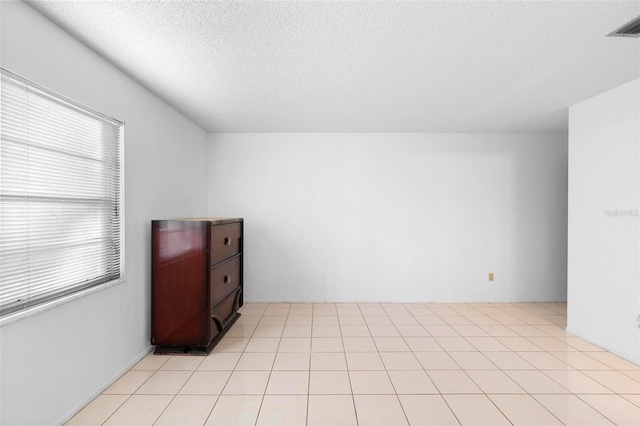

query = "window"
[{"left": 0, "top": 68, "right": 123, "bottom": 318}]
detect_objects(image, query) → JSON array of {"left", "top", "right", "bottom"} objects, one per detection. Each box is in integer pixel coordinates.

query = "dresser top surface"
[{"left": 154, "top": 217, "right": 243, "bottom": 225}]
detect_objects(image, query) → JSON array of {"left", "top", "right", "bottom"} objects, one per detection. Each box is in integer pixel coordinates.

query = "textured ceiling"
[{"left": 27, "top": 0, "right": 640, "bottom": 133}]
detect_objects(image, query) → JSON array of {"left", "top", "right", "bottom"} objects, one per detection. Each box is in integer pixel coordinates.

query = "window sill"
[{"left": 0, "top": 277, "right": 126, "bottom": 327}]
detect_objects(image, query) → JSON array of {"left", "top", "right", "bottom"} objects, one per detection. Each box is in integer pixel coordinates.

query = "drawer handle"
[
  {"left": 224, "top": 275, "right": 231, "bottom": 284},
  {"left": 223, "top": 237, "right": 230, "bottom": 246}
]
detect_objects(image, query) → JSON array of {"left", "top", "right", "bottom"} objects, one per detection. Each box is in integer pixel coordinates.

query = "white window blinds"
[{"left": 0, "top": 68, "right": 123, "bottom": 318}]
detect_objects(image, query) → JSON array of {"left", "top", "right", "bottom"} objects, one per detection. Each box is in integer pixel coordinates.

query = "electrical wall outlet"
[{"left": 488, "top": 273, "right": 494, "bottom": 282}]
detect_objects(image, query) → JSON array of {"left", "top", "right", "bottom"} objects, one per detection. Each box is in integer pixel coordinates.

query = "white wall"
[
  {"left": 0, "top": 2, "right": 208, "bottom": 424},
  {"left": 208, "top": 133, "right": 568, "bottom": 303},
  {"left": 567, "top": 78, "right": 640, "bottom": 364}
]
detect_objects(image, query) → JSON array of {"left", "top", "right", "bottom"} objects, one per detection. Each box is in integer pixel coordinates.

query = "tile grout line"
[
  {"left": 348, "top": 303, "right": 363, "bottom": 425},
  {"left": 103, "top": 353, "right": 173, "bottom": 425},
  {"left": 254, "top": 303, "right": 286, "bottom": 425},
  {"left": 69, "top": 302, "right": 640, "bottom": 426},
  {"left": 426, "top": 305, "right": 562, "bottom": 426},
  {"left": 202, "top": 310, "right": 254, "bottom": 425},
  {"left": 150, "top": 358, "right": 202, "bottom": 425}
]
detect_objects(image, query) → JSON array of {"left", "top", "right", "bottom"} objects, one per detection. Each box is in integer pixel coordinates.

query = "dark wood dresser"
[{"left": 151, "top": 218, "right": 243, "bottom": 354}]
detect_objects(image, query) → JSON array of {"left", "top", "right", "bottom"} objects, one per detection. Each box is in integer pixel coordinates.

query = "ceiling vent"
[{"left": 608, "top": 16, "right": 640, "bottom": 38}]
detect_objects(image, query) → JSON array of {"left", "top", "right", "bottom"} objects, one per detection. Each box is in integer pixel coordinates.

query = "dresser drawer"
[
  {"left": 210, "top": 222, "right": 241, "bottom": 266},
  {"left": 210, "top": 288, "right": 240, "bottom": 342},
  {"left": 210, "top": 256, "right": 241, "bottom": 309}
]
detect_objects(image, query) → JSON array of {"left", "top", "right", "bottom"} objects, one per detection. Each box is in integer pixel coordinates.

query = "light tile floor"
[{"left": 66, "top": 302, "right": 640, "bottom": 425}]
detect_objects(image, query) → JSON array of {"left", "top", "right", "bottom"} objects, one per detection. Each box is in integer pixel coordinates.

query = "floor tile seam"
[
  {"left": 380, "top": 353, "right": 410, "bottom": 400},
  {"left": 361, "top": 314, "right": 386, "bottom": 357},
  {"left": 136, "top": 366, "right": 199, "bottom": 397},
  {"left": 435, "top": 361, "right": 487, "bottom": 395},
  {"left": 103, "top": 369, "right": 156, "bottom": 396},
  {"left": 545, "top": 352, "right": 611, "bottom": 371},
  {"left": 163, "top": 364, "right": 230, "bottom": 397},
  {"left": 538, "top": 368, "right": 620, "bottom": 395},
  {"left": 478, "top": 390, "right": 520, "bottom": 425},
  {"left": 462, "top": 366, "right": 526, "bottom": 394},
  {"left": 104, "top": 393, "right": 175, "bottom": 426},
  {"left": 442, "top": 335, "right": 500, "bottom": 362},
  {"left": 203, "top": 393, "right": 262, "bottom": 425},
  {"left": 473, "top": 348, "right": 535, "bottom": 370},
  {"left": 151, "top": 391, "right": 204, "bottom": 425},
  {"left": 348, "top": 391, "right": 360, "bottom": 426},
  {"left": 402, "top": 313, "right": 449, "bottom": 355},
  {"left": 107, "top": 304, "right": 608, "bottom": 424},
  {"left": 495, "top": 336, "right": 549, "bottom": 352},
  {"left": 341, "top": 355, "right": 359, "bottom": 385},
  {"left": 305, "top": 353, "right": 313, "bottom": 426},
  {"left": 620, "top": 394, "right": 640, "bottom": 409},
  {"left": 471, "top": 348, "right": 567, "bottom": 426},
  {"left": 437, "top": 393, "right": 464, "bottom": 426},
  {"left": 528, "top": 393, "right": 612, "bottom": 426},
  {"left": 136, "top": 391, "right": 237, "bottom": 396},
  {"left": 582, "top": 351, "right": 635, "bottom": 371},
  {"left": 523, "top": 334, "right": 580, "bottom": 352},
  {"left": 250, "top": 326, "right": 281, "bottom": 426},
  {"left": 498, "top": 365, "right": 576, "bottom": 395},
  {"left": 619, "top": 370, "right": 640, "bottom": 382},
  {"left": 581, "top": 390, "right": 637, "bottom": 395},
  {"left": 382, "top": 392, "right": 411, "bottom": 425},
  {"left": 505, "top": 325, "right": 554, "bottom": 338},
  {"left": 75, "top": 393, "right": 130, "bottom": 426},
  {"left": 258, "top": 391, "right": 517, "bottom": 396},
  {"left": 512, "top": 350, "right": 573, "bottom": 367},
  {"left": 153, "top": 354, "right": 172, "bottom": 371}
]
